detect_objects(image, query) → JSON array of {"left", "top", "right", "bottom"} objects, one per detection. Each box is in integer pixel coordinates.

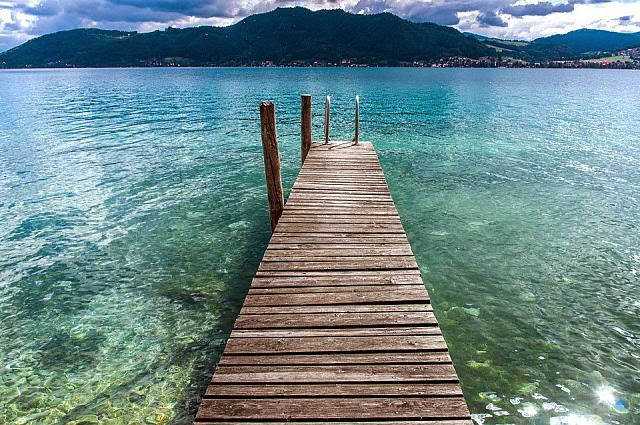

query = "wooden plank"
[
  {"left": 279, "top": 214, "right": 401, "bottom": 224},
  {"left": 294, "top": 176, "right": 387, "bottom": 182},
  {"left": 248, "top": 284, "right": 423, "bottom": 294},
  {"left": 211, "top": 364, "right": 459, "bottom": 384},
  {"left": 263, "top": 251, "right": 414, "bottom": 259},
  {"left": 253, "top": 270, "right": 421, "bottom": 278},
  {"left": 281, "top": 208, "right": 399, "bottom": 215},
  {"left": 268, "top": 236, "right": 409, "bottom": 244},
  {"left": 269, "top": 233, "right": 408, "bottom": 239},
  {"left": 266, "top": 243, "right": 411, "bottom": 251},
  {"left": 234, "top": 311, "right": 437, "bottom": 328},
  {"left": 197, "top": 421, "right": 473, "bottom": 425},
  {"left": 205, "top": 382, "right": 463, "bottom": 397},
  {"left": 254, "top": 269, "right": 422, "bottom": 276},
  {"left": 258, "top": 261, "right": 418, "bottom": 271},
  {"left": 272, "top": 224, "right": 406, "bottom": 234},
  {"left": 261, "top": 255, "right": 416, "bottom": 263},
  {"left": 196, "top": 397, "right": 469, "bottom": 420},
  {"left": 286, "top": 195, "right": 394, "bottom": 202},
  {"left": 218, "top": 351, "right": 452, "bottom": 365},
  {"left": 223, "top": 335, "right": 447, "bottom": 354},
  {"left": 243, "top": 290, "right": 428, "bottom": 306},
  {"left": 240, "top": 304, "right": 432, "bottom": 315},
  {"left": 250, "top": 274, "right": 423, "bottom": 287},
  {"left": 230, "top": 327, "right": 441, "bottom": 338}
]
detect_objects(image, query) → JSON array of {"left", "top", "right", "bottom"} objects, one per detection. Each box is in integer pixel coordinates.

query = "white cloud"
[{"left": 468, "top": 2, "right": 640, "bottom": 39}]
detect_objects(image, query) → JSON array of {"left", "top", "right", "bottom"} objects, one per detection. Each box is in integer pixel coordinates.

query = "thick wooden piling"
[
  {"left": 301, "top": 94, "right": 312, "bottom": 164},
  {"left": 324, "top": 95, "right": 330, "bottom": 144},
  {"left": 259, "top": 102, "right": 284, "bottom": 232},
  {"left": 354, "top": 95, "right": 360, "bottom": 145}
]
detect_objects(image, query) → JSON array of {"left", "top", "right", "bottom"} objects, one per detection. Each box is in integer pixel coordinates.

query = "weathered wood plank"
[
  {"left": 230, "top": 327, "right": 441, "bottom": 338},
  {"left": 205, "top": 382, "right": 463, "bottom": 397},
  {"left": 261, "top": 255, "right": 416, "bottom": 264},
  {"left": 243, "top": 290, "right": 428, "bottom": 306},
  {"left": 198, "top": 421, "right": 472, "bottom": 425},
  {"left": 218, "top": 351, "right": 452, "bottom": 365},
  {"left": 258, "top": 260, "right": 418, "bottom": 271},
  {"left": 272, "top": 224, "right": 406, "bottom": 234},
  {"left": 196, "top": 397, "right": 470, "bottom": 420},
  {"left": 281, "top": 208, "right": 399, "bottom": 215},
  {"left": 254, "top": 269, "right": 422, "bottom": 276},
  {"left": 250, "top": 274, "right": 423, "bottom": 287},
  {"left": 266, "top": 242, "right": 411, "bottom": 249},
  {"left": 211, "top": 364, "right": 459, "bottom": 384},
  {"left": 248, "top": 284, "right": 423, "bottom": 294},
  {"left": 223, "top": 335, "right": 447, "bottom": 354},
  {"left": 240, "top": 304, "right": 433, "bottom": 315},
  {"left": 268, "top": 236, "right": 409, "bottom": 244},
  {"left": 264, "top": 244, "right": 413, "bottom": 253},
  {"left": 234, "top": 311, "right": 437, "bottom": 328},
  {"left": 197, "top": 421, "right": 473, "bottom": 425}
]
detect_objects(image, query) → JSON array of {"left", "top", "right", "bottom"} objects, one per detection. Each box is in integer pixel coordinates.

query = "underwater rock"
[
  {"left": 550, "top": 415, "right": 604, "bottom": 425},
  {"left": 467, "top": 360, "right": 491, "bottom": 368},
  {"left": 65, "top": 414, "right": 100, "bottom": 425},
  {"left": 429, "top": 230, "right": 448, "bottom": 236},
  {"left": 517, "top": 402, "right": 538, "bottom": 417},
  {"left": 471, "top": 413, "right": 492, "bottom": 425},
  {"left": 518, "top": 292, "right": 536, "bottom": 303},
  {"left": 518, "top": 381, "right": 539, "bottom": 395},
  {"left": 228, "top": 220, "right": 250, "bottom": 229},
  {"left": 450, "top": 306, "right": 480, "bottom": 317},
  {"left": 479, "top": 391, "right": 500, "bottom": 400},
  {"left": 485, "top": 402, "right": 501, "bottom": 411}
]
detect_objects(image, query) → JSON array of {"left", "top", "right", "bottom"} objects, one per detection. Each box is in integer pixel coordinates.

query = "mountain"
[
  {"left": 532, "top": 29, "right": 640, "bottom": 54},
  {"left": 466, "top": 29, "right": 640, "bottom": 60},
  {"left": 0, "top": 7, "right": 492, "bottom": 68}
]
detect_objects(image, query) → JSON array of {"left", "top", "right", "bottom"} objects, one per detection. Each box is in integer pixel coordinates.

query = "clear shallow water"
[{"left": 0, "top": 68, "right": 638, "bottom": 425}]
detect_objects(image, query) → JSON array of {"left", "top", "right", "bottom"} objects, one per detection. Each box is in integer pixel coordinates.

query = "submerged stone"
[
  {"left": 467, "top": 360, "right": 491, "bottom": 368},
  {"left": 228, "top": 220, "right": 250, "bottom": 229},
  {"left": 66, "top": 415, "right": 100, "bottom": 425}
]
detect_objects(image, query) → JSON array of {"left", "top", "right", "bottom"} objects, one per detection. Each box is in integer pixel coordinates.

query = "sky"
[{"left": 1, "top": 0, "right": 640, "bottom": 51}]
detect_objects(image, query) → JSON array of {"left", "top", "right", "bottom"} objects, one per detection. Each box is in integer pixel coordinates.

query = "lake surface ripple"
[{"left": 0, "top": 68, "right": 638, "bottom": 424}]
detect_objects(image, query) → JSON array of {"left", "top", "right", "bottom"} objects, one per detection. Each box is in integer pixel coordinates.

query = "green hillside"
[{"left": 0, "top": 7, "right": 492, "bottom": 68}]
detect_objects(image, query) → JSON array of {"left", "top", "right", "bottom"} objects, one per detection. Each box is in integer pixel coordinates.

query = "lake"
[{"left": 0, "top": 68, "right": 639, "bottom": 424}]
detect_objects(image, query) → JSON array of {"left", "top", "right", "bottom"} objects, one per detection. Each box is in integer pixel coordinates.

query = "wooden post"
[
  {"left": 324, "top": 95, "right": 330, "bottom": 144},
  {"left": 259, "top": 102, "right": 284, "bottom": 232},
  {"left": 354, "top": 95, "right": 360, "bottom": 145},
  {"left": 301, "top": 94, "right": 312, "bottom": 164}
]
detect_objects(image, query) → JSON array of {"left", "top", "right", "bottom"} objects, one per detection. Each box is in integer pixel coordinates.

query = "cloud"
[
  {"left": 349, "top": 0, "right": 510, "bottom": 25},
  {"left": 2, "top": 0, "right": 640, "bottom": 52},
  {"left": 477, "top": 10, "right": 507, "bottom": 27},
  {"left": 501, "top": 0, "right": 611, "bottom": 18},
  {"left": 501, "top": 2, "right": 574, "bottom": 17}
]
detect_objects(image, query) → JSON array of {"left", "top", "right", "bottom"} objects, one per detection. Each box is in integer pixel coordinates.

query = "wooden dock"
[{"left": 194, "top": 140, "right": 471, "bottom": 424}]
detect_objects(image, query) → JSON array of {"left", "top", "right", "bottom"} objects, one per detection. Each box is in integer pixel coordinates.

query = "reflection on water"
[{"left": 0, "top": 68, "right": 638, "bottom": 424}]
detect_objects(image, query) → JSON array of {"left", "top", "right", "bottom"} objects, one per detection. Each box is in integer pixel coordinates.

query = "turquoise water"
[{"left": 0, "top": 68, "right": 638, "bottom": 425}]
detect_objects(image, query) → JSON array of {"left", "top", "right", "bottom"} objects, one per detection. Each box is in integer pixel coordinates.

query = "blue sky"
[{"left": 1, "top": 0, "right": 640, "bottom": 51}]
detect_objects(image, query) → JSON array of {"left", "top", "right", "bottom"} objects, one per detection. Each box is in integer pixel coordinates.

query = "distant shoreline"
[{"left": 1, "top": 64, "right": 638, "bottom": 71}]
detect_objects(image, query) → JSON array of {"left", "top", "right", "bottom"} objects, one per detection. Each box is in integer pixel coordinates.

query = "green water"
[{"left": 0, "top": 68, "right": 638, "bottom": 424}]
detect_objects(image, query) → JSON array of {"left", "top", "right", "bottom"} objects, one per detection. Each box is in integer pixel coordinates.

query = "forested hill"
[{"left": 0, "top": 7, "right": 493, "bottom": 68}]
